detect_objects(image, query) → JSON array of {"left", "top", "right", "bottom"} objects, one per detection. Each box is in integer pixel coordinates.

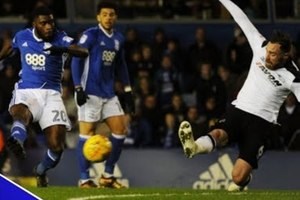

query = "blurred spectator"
[
  {"left": 277, "top": 93, "right": 300, "bottom": 150},
  {"left": 134, "top": 94, "right": 164, "bottom": 147},
  {"left": 164, "top": 38, "right": 185, "bottom": 72},
  {"left": 141, "top": 43, "right": 156, "bottom": 79},
  {"left": 151, "top": 27, "right": 167, "bottom": 66},
  {"left": 193, "top": 61, "right": 227, "bottom": 117},
  {"left": 124, "top": 27, "right": 141, "bottom": 62},
  {"left": 186, "top": 27, "right": 221, "bottom": 74},
  {"left": 134, "top": 76, "right": 156, "bottom": 114},
  {"left": 154, "top": 54, "right": 180, "bottom": 109},
  {"left": 217, "top": 65, "right": 239, "bottom": 106},
  {"left": 0, "top": 0, "right": 16, "bottom": 17},
  {"left": 127, "top": 49, "right": 144, "bottom": 85},
  {"left": 162, "top": 93, "right": 187, "bottom": 148},
  {"left": 226, "top": 26, "right": 252, "bottom": 75}
]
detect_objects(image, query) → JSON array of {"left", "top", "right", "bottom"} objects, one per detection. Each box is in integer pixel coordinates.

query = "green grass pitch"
[{"left": 26, "top": 187, "right": 300, "bottom": 200}]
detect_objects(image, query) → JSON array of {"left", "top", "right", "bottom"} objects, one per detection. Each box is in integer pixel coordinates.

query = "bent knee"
[
  {"left": 231, "top": 172, "right": 246, "bottom": 185},
  {"left": 209, "top": 129, "right": 228, "bottom": 147},
  {"left": 10, "top": 104, "right": 32, "bottom": 125},
  {"left": 232, "top": 159, "right": 252, "bottom": 185}
]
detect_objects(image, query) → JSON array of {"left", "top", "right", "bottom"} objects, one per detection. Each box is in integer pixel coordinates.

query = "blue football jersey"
[
  {"left": 12, "top": 28, "right": 74, "bottom": 92},
  {"left": 71, "top": 25, "right": 130, "bottom": 98}
]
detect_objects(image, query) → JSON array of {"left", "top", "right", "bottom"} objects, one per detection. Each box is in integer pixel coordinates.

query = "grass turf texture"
[{"left": 26, "top": 187, "right": 300, "bottom": 200}]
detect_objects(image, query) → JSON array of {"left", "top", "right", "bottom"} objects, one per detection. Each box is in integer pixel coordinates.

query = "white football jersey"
[{"left": 220, "top": 0, "right": 300, "bottom": 123}]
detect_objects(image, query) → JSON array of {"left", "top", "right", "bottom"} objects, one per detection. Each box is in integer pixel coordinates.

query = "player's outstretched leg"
[
  {"left": 7, "top": 121, "right": 27, "bottom": 159},
  {"left": 34, "top": 149, "right": 63, "bottom": 187},
  {"left": 178, "top": 121, "right": 215, "bottom": 158},
  {"left": 178, "top": 121, "right": 197, "bottom": 158}
]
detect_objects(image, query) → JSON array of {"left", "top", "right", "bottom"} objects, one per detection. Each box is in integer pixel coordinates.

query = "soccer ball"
[{"left": 83, "top": 135, "right": 112, "bottom": 162}]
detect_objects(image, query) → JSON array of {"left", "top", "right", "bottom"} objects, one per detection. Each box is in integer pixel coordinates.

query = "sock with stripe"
[
  {"left": 10, "top": 120, "right": 27, "bottom": 144},
  {"left": 36, "top": 149, "right": 63, "bottom": 175},
  {"left": 104, "top": 133, "right": 125, "bottom": 176},
  {"left": 77, "top": 135, "right": 91, "bottom": 180}
]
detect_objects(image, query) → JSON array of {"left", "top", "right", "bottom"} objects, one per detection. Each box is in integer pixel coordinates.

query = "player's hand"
[
  {"left": 75, "top": 87, "right": 89, "bottom": 106},
  {"left": 44, "top": 46, "right": 68, "bottom": 55},
  {"left": 123, "top": 91, "right": 135, "bottom": 115}
]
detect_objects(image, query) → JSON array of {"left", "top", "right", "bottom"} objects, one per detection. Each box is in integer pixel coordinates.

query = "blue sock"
[
  {"left": 11, "top": 121, "right": 27, "bottom": 143},
  {"left": 104, "top": 134, "right": 125, "bottom": 175},
  {"left": 36, "top": 149, "right": 62, "bottom": 175},
  {"left": 77, "top": 135, "right": 91, "bottom": 180}
]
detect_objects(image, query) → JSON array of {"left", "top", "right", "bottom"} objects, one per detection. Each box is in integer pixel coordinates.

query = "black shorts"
[{"left": 212, "top": 106, "right": 273, "bottom": 169}]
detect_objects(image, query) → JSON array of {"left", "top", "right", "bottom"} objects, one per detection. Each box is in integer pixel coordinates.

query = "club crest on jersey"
[
  {"left": 79, "top": 34, "right": 88, "bottom": 44},
  {"left": 63, "top": 36, "right": 73, "bottom": 43},
  {"left": 43, "top": 42, "right": 52, "bottom": 55},
  {"left": 114, "top": 40, "right": 120, "bottom": 50}
]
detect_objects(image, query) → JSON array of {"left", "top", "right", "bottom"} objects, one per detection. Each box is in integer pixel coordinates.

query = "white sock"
[{"left": 195, "top": 135, "right": 214, "bottom": 153}]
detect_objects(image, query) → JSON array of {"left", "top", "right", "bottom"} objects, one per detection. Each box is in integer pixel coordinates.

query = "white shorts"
[
  {"left": 9, "top": 87, "right": 71, "bottom": 130},
  {"left": 77, "top": 95, "right": 124, "bottom": 122}
]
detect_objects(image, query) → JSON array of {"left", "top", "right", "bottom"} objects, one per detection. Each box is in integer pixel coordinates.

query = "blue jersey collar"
[
  {"left": 98, "top": 24, "right": 113, "bottom": 38},
  {"left": 32, "top": 28, "right": 43, "bottom": 42}
]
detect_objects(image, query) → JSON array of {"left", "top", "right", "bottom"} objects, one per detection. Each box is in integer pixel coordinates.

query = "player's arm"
[
  {"left": 44, "top": 44, "right": 88, "bottom": 57},
  {"left": 71, "top": 33, "right": 92, "bottom": 106},
  {"left": 116, "top": 46, "right": 135, "bottom": 114},
  {"left": 66, "top": 44, "right": 88, "bottom": 57},
  {"left": 219, "top": 0, "right": 266, "bottom": 50}
]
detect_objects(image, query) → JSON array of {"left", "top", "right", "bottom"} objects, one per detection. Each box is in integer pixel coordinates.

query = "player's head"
[
  {"left": 31, "top": 6, "right": 55, "bottom": 41},
  {"left": 96, "top": 1, "right": 118, "bottom": 33},
  {"left": 265, "top": 30, "right": 292, "bottom": 70}
]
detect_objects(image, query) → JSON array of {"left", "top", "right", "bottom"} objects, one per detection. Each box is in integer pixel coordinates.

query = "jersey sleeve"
[
  {"left": 219, "top": 0, "right": 266, "bottom": 51},
  {"left": 71, "top": 31, "right": 93, "bottom": 86}
]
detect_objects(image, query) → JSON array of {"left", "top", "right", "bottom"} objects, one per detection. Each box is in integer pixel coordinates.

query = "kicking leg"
[
  {"left": 7, "top": 104, "right": 32, "bottom": 159},
  {"left": 178, "top": 121, "right": 228, "bottom": 158},
  {"left": 34, "top": 125, "right": 66, "bottom": 187}
]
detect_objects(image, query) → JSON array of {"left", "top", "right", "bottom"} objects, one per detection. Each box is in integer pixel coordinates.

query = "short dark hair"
[
  {"left": 96, "top": 1, "right": 118, "bottom": 14},
  {"left": 269, "top": 30, "right": 292, "bottom": 53},
  {"left": 31, "top": 6, "right": 53, "bottom": 19}
]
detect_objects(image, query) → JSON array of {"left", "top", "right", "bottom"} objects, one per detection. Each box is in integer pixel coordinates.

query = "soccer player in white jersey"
[
  {"left": 71, "top": 1, "right": 134, "bottom": 188},
  {"left": 0, "top": 7, "right": 88, "bottom": 187},
  {"left": 179, "top": 0, "right": 300, "bottom": 191}
]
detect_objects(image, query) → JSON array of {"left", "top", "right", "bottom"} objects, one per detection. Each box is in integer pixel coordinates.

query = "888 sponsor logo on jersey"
[
  {"left": 102, "top": 50, "right": 116, "bottom": 66},
  {"left": 25, "top": 53, "right": 46, "bottom": 71}
]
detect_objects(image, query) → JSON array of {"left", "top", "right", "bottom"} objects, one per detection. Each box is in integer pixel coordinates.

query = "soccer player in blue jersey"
[
  {"left": 0, "top": 7, "right": 88, "bottom": 187},
  {"left": 71, "top": 1, "right": 134, "bottom": 188}
]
